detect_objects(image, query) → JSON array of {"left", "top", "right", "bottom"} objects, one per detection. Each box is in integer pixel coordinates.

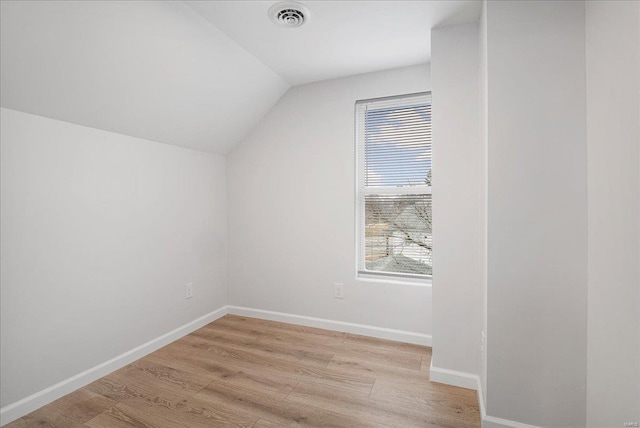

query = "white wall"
[
  {"left": 430, "top": 22, "right": 483, "bottom": 379},
  {"left": 227, "top": 65, "right": 432, "bottom": 336},
  {"left": 485, "top": 1, "right": 587, "bottom": 426},
  {"left": 0, "top": 108, "right": 227, "bottom": 408},
  {"left": 586, "top": 1, "right": 640, "bottom": 426}
]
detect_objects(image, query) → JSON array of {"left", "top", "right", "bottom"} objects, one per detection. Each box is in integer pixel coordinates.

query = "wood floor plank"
[
  {"left": 194, "top": 378, "right": 385, "bottom": 428},
  {"left": 127, "top": 359, "right": 213, "bottom": 396},
  {"left": 143, "top": 348, "right": 221, "bottom": 379},
  {"left": 196, "top": 330, "right": 336, "bottom": 369},
  {"left": 327, "top": 354, "right": 432, "bottom": 385},
  {"left": 200, "top": 342, "right": 376, "bottom": 394},
  {"left": 288, "top": 380, "right": 478, "bottom": 428},
  {"left": 336, "top": 340, "right": 424, "bottom": 371},
  {"left": 19, "top": 407, "right": 88, "bottom": 428},
  {"left": 196, "top": 320, "right": 262, "bottom": 341},
  {"left": 344, "top": 332, "right": 430, "bottom": 356},
  {"left": 223, "top": 316, "right": 425, "bottom": 371},
  {"left": 9, "top": 315, "right": 479, "bottom": 428},
  {"left": 369, "top": 379, "right": 480, "bottom": 426},
  {"left": 218, "top": 315, "right": 347, "bottom": 341},
  {"left": 251, "top": 419, "right": 281, "bottom": 428},
  {"left": 85, "top": 403, "right": 184, "bottom": 428},
  {"left": 1, "top": 419, "right": 29, "bottom": 428},
  {"left": 62, "top": 394, "right": 118, "bottom": 424},
  {"left": 177, "top": 328, "right": 256, "bottom": 349},
  {"left": 183, "top": 343, "right": 375, "bottom": 395},
  {"left": 148, "top": 339, "right": 210, "bottom": 360},
  {"left": 421, "top": 353, "right": 432, "bottom": 374},
  {"left": 5, "top": 390, "right": 101, "bottom": 427},
  {"left": 371, "top": 378, "right": 479, "bottom": 407},
  {"left": 246, "top": 328, "right": 424, "bottom": 371},
  {"left": 147, "top": 350, "right": 300, "bottom": 399},
  {"left": 12, "top": 388, "right": 117, "bottom": 426},
  {"left": 86, "top": 374, "right": 255, "bottom": 428},
  {"left": 215, "top": 316, "right": 347, "bottom": 350},
  {"left": 287, "top": 380, "right": 424, "bottom": 427}
]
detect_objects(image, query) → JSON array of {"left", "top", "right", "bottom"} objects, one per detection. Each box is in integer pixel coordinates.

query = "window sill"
[{"left": 356, "top": 273, "right": 432, "bottom": 287}]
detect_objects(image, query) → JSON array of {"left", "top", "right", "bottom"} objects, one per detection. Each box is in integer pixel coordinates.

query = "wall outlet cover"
[{"left": 334, "top": 283, "right": 344, "bottom": 299}]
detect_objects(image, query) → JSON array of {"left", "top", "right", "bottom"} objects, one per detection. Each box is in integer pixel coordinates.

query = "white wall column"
[
  {"left": 430, "top": 22, "right": 483, "bottom": 388},
  {"left": 485, "top": 1, "right": 588, "bottom": 426},
  {"left": 585, "top": 1, "right": 640, "bottom": 426}
]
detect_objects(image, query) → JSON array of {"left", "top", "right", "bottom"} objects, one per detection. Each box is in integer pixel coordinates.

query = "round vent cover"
[{"left": 269, "top": 2, "right": 310, "bottom": 28}]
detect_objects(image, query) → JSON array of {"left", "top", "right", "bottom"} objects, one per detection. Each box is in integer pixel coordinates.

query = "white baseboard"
[
  {"left": 429, "top": 362, "right": 479, "bottom": 390},
  {"left": 429, "top": 364, "right": 540, "bottom": 428},
  {"left": 0, "top": 306, "right": 228, "bottom": 427},
  {"left": 227, "top": 305, "right": 432, "bottom": 346},
  {"left": 482, "top": 413, "right": 541, "bottom": 428}
]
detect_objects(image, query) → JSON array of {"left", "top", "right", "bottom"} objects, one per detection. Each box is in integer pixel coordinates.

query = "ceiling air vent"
[{"left": 269, "top": 2, "right": 310, "bottom": 28}]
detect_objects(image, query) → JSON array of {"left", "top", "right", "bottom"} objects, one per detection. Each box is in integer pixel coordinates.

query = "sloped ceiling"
[
  {"left": 0, "top": 1, "right": 289, "bottom": 154},
  {"left": 0, "top": 1, "right": 482, "bottom": 154},
  {"left": 188, "top": 1, "right": 482, "bottom": 86}
]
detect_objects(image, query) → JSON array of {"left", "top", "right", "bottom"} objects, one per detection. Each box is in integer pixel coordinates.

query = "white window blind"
[{"left": 356, "top": 92, "right": 432, "bottom": 279}]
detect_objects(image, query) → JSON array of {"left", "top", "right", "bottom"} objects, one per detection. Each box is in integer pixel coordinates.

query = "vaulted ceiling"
[
  {"left": 187, "top": 1, "right": 482, "bottom": 86},
  {"left": 0, "top": 1, "right": 481, "bottom": 154}
]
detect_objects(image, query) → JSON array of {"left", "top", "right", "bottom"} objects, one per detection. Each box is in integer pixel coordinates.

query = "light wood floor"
[{"left": 5, "top": 315, "right": 480, "bottom": 428}]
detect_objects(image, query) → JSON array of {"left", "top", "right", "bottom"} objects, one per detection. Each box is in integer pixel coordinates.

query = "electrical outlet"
[
  {"left": 185, "top": 283, "right": 193, "bottom": 300},
  {"left": 334, "top": 283, "right": 344, "bottom": 299},
  {"left": 480, "top": 330, "right": 486, "bottom": 352}
]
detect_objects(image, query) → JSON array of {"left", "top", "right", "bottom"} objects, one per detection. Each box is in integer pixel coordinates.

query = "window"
[{"left": 356, "top": 92, "right": 432, "bottom": 281}]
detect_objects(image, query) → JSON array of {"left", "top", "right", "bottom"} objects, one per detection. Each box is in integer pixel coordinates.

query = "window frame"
[{"left": 354, "top": 91, "right": 432, "bottom": 284}]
